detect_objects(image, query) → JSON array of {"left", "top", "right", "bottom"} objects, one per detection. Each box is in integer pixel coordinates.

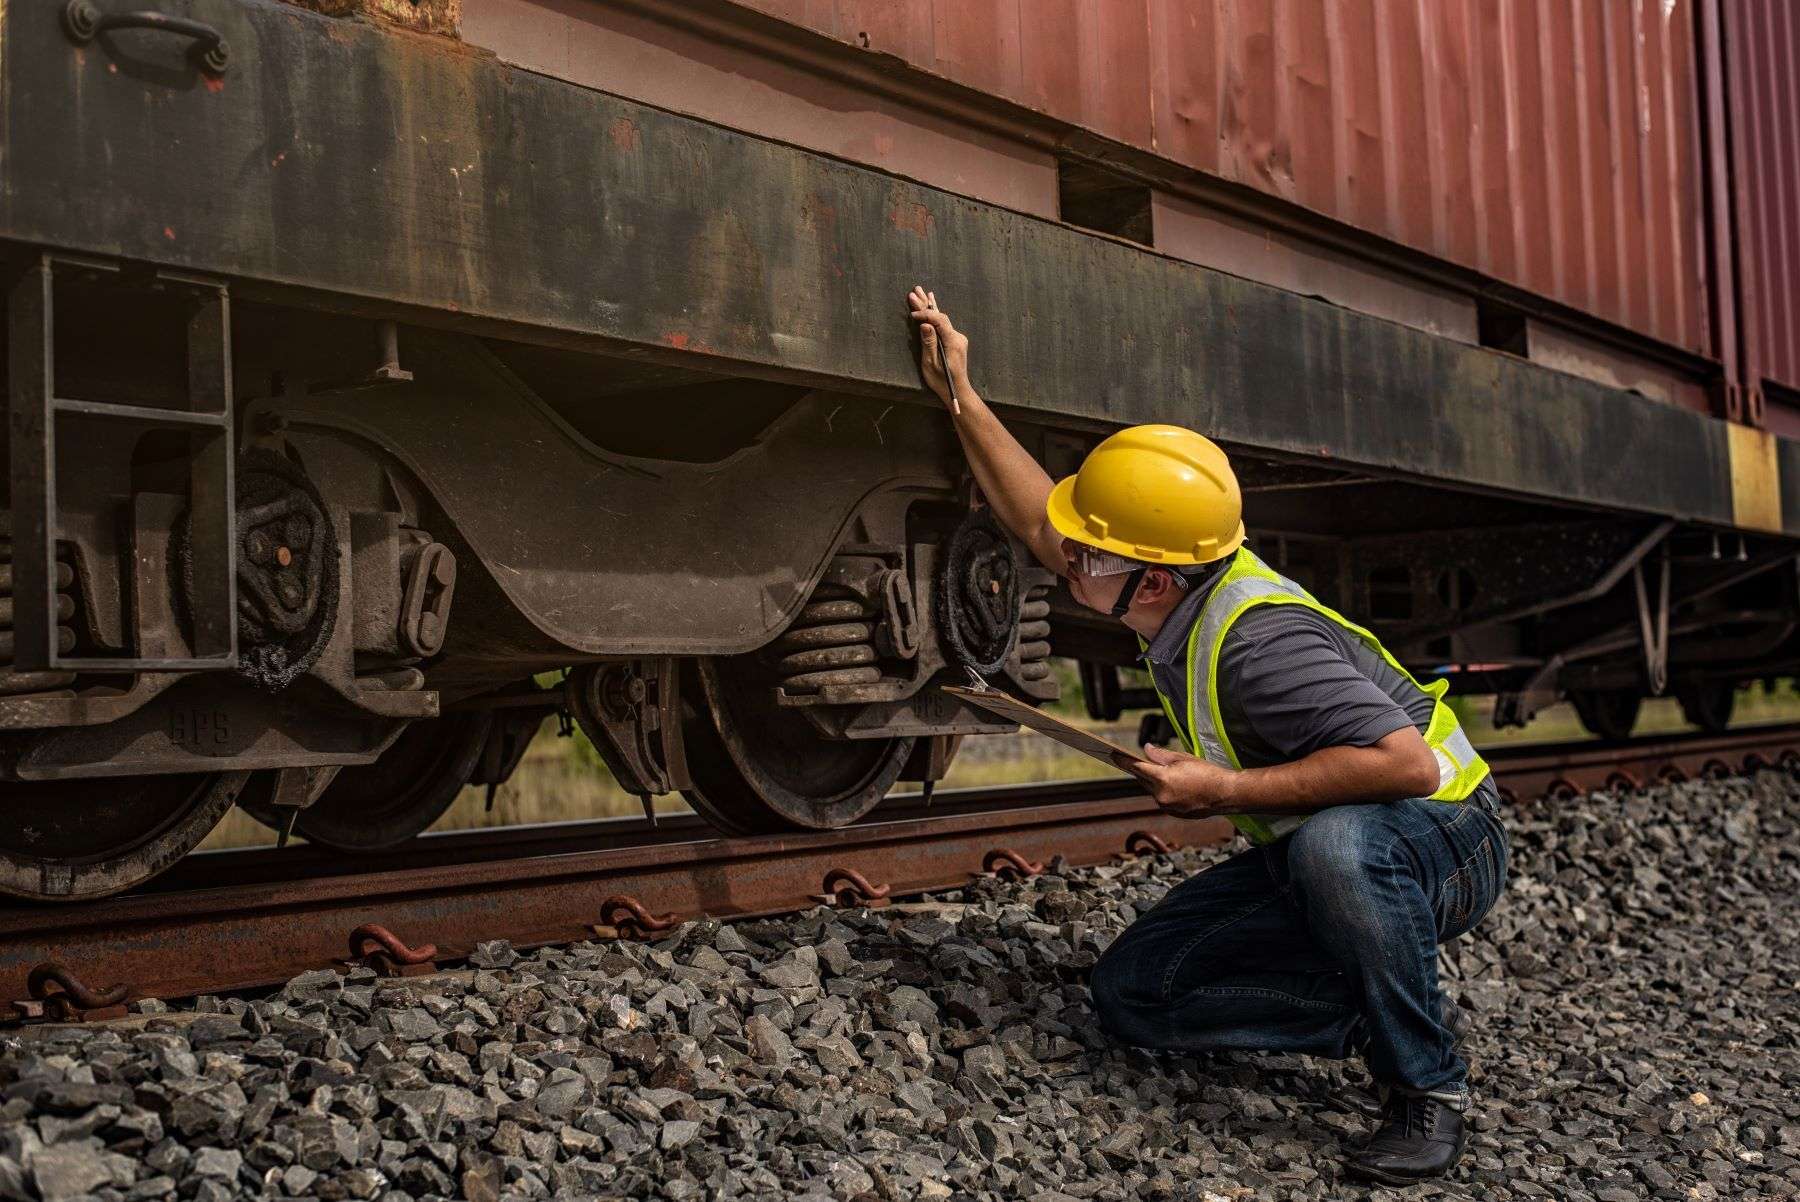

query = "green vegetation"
[{"left": 198, "top": 663, "right": 1800, "bottom": 851}]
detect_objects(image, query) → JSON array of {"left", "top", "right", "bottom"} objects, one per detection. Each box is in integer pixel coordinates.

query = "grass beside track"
[{"left": 197, "top": 671, "right": 1800, "bottom": 851}]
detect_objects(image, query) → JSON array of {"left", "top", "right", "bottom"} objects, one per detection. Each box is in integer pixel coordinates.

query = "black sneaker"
[{"left": 1347, "top": 1092, "right": 1469, "bottom": 1185}]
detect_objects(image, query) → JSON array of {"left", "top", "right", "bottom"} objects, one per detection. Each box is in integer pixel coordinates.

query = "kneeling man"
[{"left": 908, "top": 287, "right": 1509, "bottom": 1185}]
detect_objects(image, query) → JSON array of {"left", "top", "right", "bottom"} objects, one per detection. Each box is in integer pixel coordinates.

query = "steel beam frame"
[
  {"left": 0, "top": 0, "right": 1784, "bottom": 533},
  {"left": 5, "top": 256, "right": 236, "bottom": 672}
]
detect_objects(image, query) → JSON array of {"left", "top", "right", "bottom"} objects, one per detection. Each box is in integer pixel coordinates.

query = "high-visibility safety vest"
[{"left": 1146, "top": 547, "right": 1491, "bottom": 846}]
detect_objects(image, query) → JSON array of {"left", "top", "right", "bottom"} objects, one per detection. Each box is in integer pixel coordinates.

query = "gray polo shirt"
[{"left": 1142, "top": 572, "right": 1498, "bottom": 806}]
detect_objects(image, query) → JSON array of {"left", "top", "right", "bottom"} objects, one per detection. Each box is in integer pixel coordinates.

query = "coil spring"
[
  {"left": 0, "top": 521, "right": 79, "bottom": 697},
  {"left": 1015, "top": 583, "right": 1053, "bottom": 681},
  {"left": 775, "top": 585, "right": 881, "bottom": 694}
]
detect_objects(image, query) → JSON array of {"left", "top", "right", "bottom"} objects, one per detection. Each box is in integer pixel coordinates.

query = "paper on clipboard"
[{"left": 942, "top": 685, "right": 1143, "bottom": 768}]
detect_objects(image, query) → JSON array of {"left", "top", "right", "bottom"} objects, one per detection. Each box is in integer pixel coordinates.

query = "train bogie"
[{"left": 1, "top": 0, "right": 1798, "bottom": 897}]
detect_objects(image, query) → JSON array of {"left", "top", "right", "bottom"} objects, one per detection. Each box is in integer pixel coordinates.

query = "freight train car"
[{"left": 1, "top": 0, "right": 1796, "bottom": 899}]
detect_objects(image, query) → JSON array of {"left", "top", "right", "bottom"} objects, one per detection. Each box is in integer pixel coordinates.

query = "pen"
[{"left": 929, "top": 297, "right": 961, "bottom": 416}]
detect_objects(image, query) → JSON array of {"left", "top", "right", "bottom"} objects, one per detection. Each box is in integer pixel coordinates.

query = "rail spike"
[
  {"left": 1603, "top": 770, "right": 1642, "bottom": 796},
  {"left": 981, "top": 847, "right": 1045, "bottom": 880},
  {"left": 1125, "top": 830, "right": 1175, "bottom": 858},
  {"left": 1, "top": 961, "right": 130, "bottom": 1025},
  {"left": 598, "top": 894, "right": 679, "bottom": 938},
  {"left": 817, "top": 866, "right": 891, "bottom": 909},
  {"left": 347, "top": 923, "right": 438, "bottom": 977},
  {"left": 1545, "top": 777, "right": 1582, "bottom": 803}
]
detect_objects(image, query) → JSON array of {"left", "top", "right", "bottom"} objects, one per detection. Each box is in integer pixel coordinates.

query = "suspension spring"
[
  {"left": 774, "top": 585, "right": 881, "bottom": 694},
  {"left": 0, "top": 519, "right": 79, "bottom": 696},
  {"left": 1015, "top": 583, "right": 1053, "bottom": 681}
]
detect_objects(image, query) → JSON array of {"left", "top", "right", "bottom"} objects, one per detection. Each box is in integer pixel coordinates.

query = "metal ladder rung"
[
  {"left": 51, "top": 397, "right": 230, "bottom": 427},
  {"left": 7, "top": 254, "right": 238, "bottom": 673}
]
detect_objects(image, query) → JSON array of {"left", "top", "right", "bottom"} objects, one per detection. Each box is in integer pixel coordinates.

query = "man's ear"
[{"left": 1139, "top": 568, "right": 1181, "bottom": 602}]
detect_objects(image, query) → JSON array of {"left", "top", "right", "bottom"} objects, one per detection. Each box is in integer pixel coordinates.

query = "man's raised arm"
[{"left": 907, "top": 286, "right": 1067, "bottom": 576}]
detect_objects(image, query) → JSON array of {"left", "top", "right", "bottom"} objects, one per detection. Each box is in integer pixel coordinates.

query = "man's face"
[{"left": 1060, "top": 537, "right": 1134, "bottom": 615}]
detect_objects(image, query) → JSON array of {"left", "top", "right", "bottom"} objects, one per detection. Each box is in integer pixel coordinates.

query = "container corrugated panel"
[
  {"left": 1725, "top": 0, "right": 1800, "bottom": 395},
  {"left": 733, "top": 0, "right": 1711, "bottom": 358}
]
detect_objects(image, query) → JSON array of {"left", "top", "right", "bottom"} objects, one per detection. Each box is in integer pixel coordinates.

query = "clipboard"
[{"left": 943, "top": 684, "right": 1145, "bottom": 768}]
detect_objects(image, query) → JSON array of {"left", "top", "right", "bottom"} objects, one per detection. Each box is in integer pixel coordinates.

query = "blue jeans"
[{"left": 1090, "top": 795, "right": 1509, "bottom": 1098}]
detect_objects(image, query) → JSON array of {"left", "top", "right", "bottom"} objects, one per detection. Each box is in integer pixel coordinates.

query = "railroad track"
[{"left": 3, "top": 721, "right": 1797, "bottom": 1021}]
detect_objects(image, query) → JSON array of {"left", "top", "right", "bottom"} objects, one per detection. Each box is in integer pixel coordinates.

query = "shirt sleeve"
[{"left": 1216, "top": 606, "right": 1416, "bottom": 760}]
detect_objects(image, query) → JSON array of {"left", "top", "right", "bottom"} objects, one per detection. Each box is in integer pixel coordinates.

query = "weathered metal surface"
[
  {"left": 0, "top": 0, "right": 1763, "bottom": 531},
  {"left": 729, "top": 0, "right": 1710, "bottom": 356},
  {"left": 285, "top": 0, "right": 456, "bottom": 34},
  {"left": 1720, "top": 0, "right": 1800, "bottom": 410},
  {"left": 2, "top": 960, "right": 129, "bottom": 1023},
  {"left": 138, "top": 779, "right": 1149, "bottom": 890},
  {"left": 459, "top": 0, "right": 1061, "bottom": 219},
  {"left": 1149, "top": 191, "right": 1482, "bottom": 351},
  {"left": 272, "top": 334, "right": 957, "bottom": 656},
  {"left": 1483, "top": 721, "right": 1800, "bottom": 806},
  {"left": 0, "top": 787, "right": 1222, "bottom": 1002},
  {"left": 1727, "top": 423, "right": 1784, "bottom": 534},
  {"left": 5, "top": 723, "right": 1799, "bottom": 1005}
]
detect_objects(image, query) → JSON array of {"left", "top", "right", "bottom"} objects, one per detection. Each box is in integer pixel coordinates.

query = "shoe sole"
[
  {"left": 1346, "top": 1162, "right": 1444, "bottom": 1187},
  {"left": 1346, "top": 1136, "right": 1469, "bottom": 1187}
]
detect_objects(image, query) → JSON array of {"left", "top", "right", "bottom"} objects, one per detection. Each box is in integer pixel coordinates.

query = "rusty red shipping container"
[
  {"left": 728, "top": 0, "right": 1711, "bottom": 359},
  {"left": 1722, "top": 0, "right": 1800, "bottom": 419}
]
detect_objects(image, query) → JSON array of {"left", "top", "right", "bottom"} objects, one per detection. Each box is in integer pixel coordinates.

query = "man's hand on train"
[
  {"left": 907, "top": 285, "right": 971, "bottom": 411},
  {"left": 1114, "top": 744, "right": 1235, "bottom": 818}
]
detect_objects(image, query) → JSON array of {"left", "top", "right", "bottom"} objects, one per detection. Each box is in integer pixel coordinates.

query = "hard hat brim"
[{"left": 1045, "top": 473, "right": 1245, "bottom": 566}]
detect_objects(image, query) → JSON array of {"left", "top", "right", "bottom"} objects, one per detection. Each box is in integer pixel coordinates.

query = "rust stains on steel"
[
  {"left": 980, "top": 847, "right": 1044, "bottom": 880},
  {"left": 0, "top": 791, "right": 1214, "bottom": 1004},
  {"left": 1603, "top": 770, "right": 1642, "bottom": 795},
  {"left": 1125, "top": 830, "right": 1174, "bottom": 857},
  {"left": 3, "top": 726, "right": 1797, "bottom": 1008},
  {"left": 1721, "top": 0, "right": 1800, "bottom": 409},
  {"left": 347, "top": 923, "right": 438, "bottom": 977},
  {"left": 597, "top": 895, "right": 679, "bottom": 937},
  {"left": 816, "top": 866, "right": 891, "bottom": 908},
  {"left": 284, "top": 0, "right": 458, "bottom": 37},
  {"left": 1486, "top": 721, "right": 1800, "bottom": 804},
  {"left": 731, "top": 0, "right": 1709, "bottom": 356},
  {"left": 3, "top": 960, "right": 128, "bottom": 1024}
]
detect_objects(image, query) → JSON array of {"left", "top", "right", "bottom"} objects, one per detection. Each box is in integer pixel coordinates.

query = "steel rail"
[
  {"left": 3, "top": 722, "right": 1797, "bottom": 1017},
  {"left": 1480, "top": 720, "right": 1800, "bottom": 801},
  {"left": 137, "top": 778, "right": 1147, "bottom": 894},
  {"left": 0, "top": 791, "right": 1220, "bottom": 1008}
]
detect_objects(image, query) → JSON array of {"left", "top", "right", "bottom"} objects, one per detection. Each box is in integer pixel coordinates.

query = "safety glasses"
[{"left": 1072, "top": 545, "right": 1149, "bottom": 577}]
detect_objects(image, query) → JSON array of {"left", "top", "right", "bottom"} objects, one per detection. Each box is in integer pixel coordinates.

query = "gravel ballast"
[{"left": 0, "top": 771, "right": 1795, "bottom": 1201}]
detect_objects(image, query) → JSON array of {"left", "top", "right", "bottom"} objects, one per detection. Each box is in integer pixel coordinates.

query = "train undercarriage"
[
  {"left": 1, "top": 0, "right": 1796, "bottom": 900},
  {"left": 1, "top": 264, "right": 1794, "bottom": 901}
]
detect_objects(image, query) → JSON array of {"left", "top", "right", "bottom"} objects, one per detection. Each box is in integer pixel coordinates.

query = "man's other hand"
[
  {"left": 907, "top": 285, "right": 971, "bottom": 410},
  {"left": 1114, "top": 744, "right": 1236, "bottom": 818}
]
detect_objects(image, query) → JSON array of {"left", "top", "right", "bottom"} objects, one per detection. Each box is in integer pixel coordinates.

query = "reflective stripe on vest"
[{"left": 1149, "top": 547, "right": 1490, "bottom": 846}]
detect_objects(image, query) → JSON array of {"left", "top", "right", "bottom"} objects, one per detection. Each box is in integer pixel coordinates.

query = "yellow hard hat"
[{"left": 1045, "top": 424, "right": 1245, "bottom": 565}]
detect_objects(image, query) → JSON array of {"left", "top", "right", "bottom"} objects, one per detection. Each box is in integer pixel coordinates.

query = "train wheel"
[
  {"left": 679, "top": 658, "right": 914, "bottom": 835},
  {"left": 0, "top": 772, "right": 248, "bottom": 902},
  {"left": 1675, "top": 682, "right": 1736, "bottom": 733},
  {"left": 1568, "top": 688, "right": 1642, "bottom": 741},
  {"left": 241, "top": 713, "right": 494, "bottom": 851}
]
